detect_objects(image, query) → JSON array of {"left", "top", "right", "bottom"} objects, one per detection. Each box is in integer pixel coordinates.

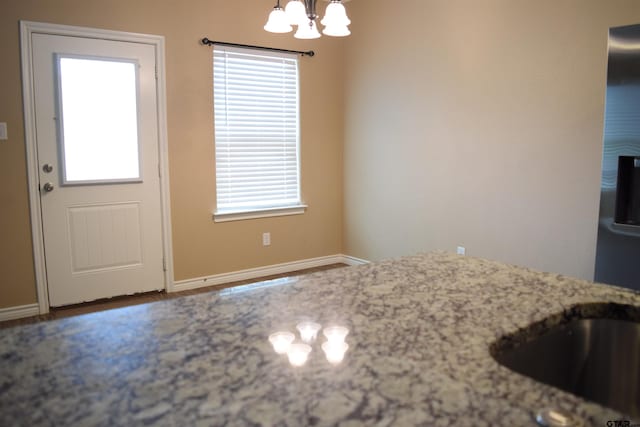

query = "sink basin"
[{"left": 492, "top": 314, "right": 640, "bottom": 417}]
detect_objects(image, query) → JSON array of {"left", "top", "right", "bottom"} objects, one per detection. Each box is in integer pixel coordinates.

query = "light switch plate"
[{"left": 0, "top": 123, "right": 7, "bottom": 140}]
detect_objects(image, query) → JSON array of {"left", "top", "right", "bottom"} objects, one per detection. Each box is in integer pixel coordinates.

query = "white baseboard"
[
  {"left": 0, "top": 256, "right": 370, "bottom": 320},
  {"left": 171, "top": 253, "right": 368, "bottom": 293},
  {"left": 0, "top": 303, "right": 40, "bottom": 322}
]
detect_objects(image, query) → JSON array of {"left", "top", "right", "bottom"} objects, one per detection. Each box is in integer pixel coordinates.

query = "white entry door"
[{"left": 32, "top": 33, "right": 165, "bottom": 307}]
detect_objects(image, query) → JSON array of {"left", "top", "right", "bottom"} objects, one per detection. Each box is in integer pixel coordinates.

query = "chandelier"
[{"left": 264, "top": 0, "right": 351, "bottom": 39}]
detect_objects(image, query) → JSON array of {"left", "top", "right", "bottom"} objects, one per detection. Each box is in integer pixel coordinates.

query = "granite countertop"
[{"left": 1, "top": 252, "right": 639, "bottom": 426}]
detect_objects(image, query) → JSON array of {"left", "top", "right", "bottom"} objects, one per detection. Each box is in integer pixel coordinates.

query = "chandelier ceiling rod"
[{"left": 303, "top": 0, "right": 318, "bottom": 20}]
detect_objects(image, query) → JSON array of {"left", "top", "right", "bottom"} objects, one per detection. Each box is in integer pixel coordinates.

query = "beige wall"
[
  {"left": 4, "top": 0, "right": 636, "bottom": 309},
  {"left": 344, "top": 0, "right": 640, "bottom": 280},
  {"left": 0, "top": 0, "right": 344, "bottom": 308}
]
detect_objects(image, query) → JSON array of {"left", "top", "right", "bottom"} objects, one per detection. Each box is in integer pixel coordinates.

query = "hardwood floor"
[{"left": 0, "top": 263, "right": 347, "bottom": 329}]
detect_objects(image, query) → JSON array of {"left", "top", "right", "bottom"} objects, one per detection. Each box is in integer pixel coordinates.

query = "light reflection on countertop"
[
  {"left": 218, "top": 276, "right": 297, "bottom": 295},
  {"left": 269, "top": 322, "right": 350, "bottom": 367}
]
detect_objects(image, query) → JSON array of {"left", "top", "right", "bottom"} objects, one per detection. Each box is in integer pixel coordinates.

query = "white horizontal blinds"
[{"left": 214, "top": 46, "right": 300, "bottom": 213}]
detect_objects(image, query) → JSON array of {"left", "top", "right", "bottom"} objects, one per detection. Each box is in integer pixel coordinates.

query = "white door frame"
[{"left": 20, "top": 21, "right": 174, "bottom": 314}]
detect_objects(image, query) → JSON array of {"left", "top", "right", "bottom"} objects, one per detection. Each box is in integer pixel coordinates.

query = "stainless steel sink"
[{"left": 492, "top": 317, "right": 640, "bottom": 417}]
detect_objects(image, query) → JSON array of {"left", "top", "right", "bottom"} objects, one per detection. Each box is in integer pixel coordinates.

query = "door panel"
[
  {"left": 32, "top": 34, "right": 165, "bottom": 307},
  {"left": 68, "top": 203, "right": 143, "bottom": 272}
]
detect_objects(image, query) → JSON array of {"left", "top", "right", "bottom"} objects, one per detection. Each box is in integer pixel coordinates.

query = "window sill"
[{"left": 213, "top": 204, "right": 308, "bottom": 223}]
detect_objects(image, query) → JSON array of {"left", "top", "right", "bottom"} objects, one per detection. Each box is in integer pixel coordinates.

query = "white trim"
[
  {"left": 20, "top": 21, "right": 170, "bottom": 45},
  {"left": 171, "top": 254, "right": 369, "bottom": 293},
  {"left": 213, "top": 204, "right": 308, "bottom": 223},
  {"left": 154, "top": 30, "right": 175, "bottom": 294},
  {"left": 0, "top": 304, "right": 40, "bottom": 322},
  {"left": 20, "top": 21, "right": 49, "bottom": 315},
  {"left": 20, "top": 21, "right": 174, "bottom": 311}
]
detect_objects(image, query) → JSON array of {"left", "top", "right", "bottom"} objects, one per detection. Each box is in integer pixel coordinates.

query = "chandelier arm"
[{"left": 201, "top": 38, "right": 315, "bottom": 57}]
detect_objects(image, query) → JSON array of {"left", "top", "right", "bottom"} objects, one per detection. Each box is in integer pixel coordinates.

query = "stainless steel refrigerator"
[{"left": 595, "top": 24, "right": 640, "bottom": 291}]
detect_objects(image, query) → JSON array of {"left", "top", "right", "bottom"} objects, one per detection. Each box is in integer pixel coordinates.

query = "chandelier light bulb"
[
  {"left": 264, "top": 4, "right": 293, "bottom": 34},
  {"left": 285, "top": 0, "right": 308, "bottom": 25},
  {"left": 323, "top": 24, "right": 351, "bottom": 37},
  {"left": 294, "top": 20, "right": 321, "bottom": 39},
  {"left": 321, "top": 1, "right": 351, "bottom": 27}
]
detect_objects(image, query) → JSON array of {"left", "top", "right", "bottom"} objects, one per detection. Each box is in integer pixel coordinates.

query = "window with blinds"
[{"left": 213, "top": 46, "right": 304, "bottom": 221}]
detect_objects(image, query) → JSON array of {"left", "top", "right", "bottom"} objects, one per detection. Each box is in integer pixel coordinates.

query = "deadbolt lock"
[{"left": 42, "top": 164, "right": 53, "bottom": 173}]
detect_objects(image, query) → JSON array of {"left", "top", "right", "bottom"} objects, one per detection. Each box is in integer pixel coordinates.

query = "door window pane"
[{"left": 57, "top": 56, "right": 141, "bottom": 183}]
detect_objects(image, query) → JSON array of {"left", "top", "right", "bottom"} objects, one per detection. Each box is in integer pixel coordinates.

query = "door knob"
[{"left": 43, "top": 182, "right": 54, "bottom": 192}]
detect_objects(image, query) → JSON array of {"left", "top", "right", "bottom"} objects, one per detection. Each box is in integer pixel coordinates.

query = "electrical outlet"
[
  {"left": 0, "top": 123, "right": 7, "bottom": 140},
  {"left": 262, "top": 232, "right": 271, "bottom": 246},
  {"left": 456, "top": 246, "right": 466, "bottom": 256}
]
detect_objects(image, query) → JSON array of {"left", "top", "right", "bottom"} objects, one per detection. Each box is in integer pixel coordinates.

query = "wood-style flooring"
[{"left": 0, "top": 263, "right": 347, "bottom": 329}]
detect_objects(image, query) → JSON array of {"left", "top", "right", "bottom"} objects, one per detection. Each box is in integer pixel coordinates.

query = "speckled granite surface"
[{"left": 1, "top": 252, "right": 639, "bottom": 426}]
